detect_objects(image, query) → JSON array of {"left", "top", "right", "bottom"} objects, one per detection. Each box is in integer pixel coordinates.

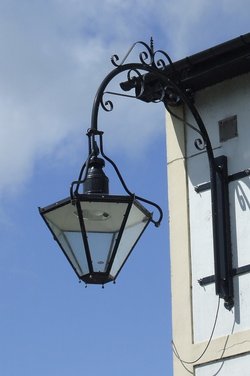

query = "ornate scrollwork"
[
  {"left": 126, "top": 68, "right": 143, "bottom": 83},
  {"left": 165, "top": 104, "right": 207, "bottom": 151},
  {"left": 99, "top": 40, "right": 208, "bottom": 155},
  {"left": 153, "top": 49, "right": 174, "bottom": 70},
  {"left": 121, "top": 68, "right": 144, "bottom": 97},
  {"left": 110, "top": 40, "right": 162, "bottom": 69},
  {"left": 100, "top": 93, "right": 114, "bottom": 112},
  {"left": 138, "top": 45, "right": 153, "bottom": 65},
  {"left": 110, "top": 54, "right": 120, "bottom": 67},
  {"left": 150, "top": 82, "right": 167, "bottom": 103},
  {"left": 194, "top": 137, "right": 207, "bottom": 151}
]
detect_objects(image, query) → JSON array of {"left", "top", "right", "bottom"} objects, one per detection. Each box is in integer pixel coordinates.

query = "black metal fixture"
[
  {"left": 39, "top": 128, "right": 163, "bottom": 286},
  {"left": 40, "top": 39, "right": 233, "bottom": 308}
]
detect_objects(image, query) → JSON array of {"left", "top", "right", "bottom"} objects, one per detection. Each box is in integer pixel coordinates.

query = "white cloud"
[{"left": 0, "top": 0, "right": 250, "bottom": 195}]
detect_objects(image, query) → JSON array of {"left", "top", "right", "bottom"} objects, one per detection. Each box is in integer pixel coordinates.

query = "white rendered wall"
[
  {"left": 186, "top": 73, "right": 250, "bottom": 343},
  {"left": 195, "top": 353, "right": 250, "bottom": 375}
]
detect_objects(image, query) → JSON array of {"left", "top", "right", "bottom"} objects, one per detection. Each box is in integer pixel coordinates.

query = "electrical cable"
[
  {"left": 210, "top": 315, "right": 236, "bottom": 376},
  {"left": 172, "top": 296, "right": 221, "bottom": 372}
]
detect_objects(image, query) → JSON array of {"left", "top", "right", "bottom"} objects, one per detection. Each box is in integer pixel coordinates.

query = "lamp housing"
[{"left": 39, "top": 193, "right": 152, "bottom": 285}]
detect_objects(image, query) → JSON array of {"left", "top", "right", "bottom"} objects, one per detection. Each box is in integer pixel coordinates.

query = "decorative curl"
[
  {"left": 110, "top": 40, "right": 177, "bottom": 95},
  {"left": 100, "top": 94, "right": 114, "bottom": 112},
  {"left": 139, "top": 49, "right": 152, "bottom": 65},
  {"left": 124, "top": 68, "right": 144, "bottom": 97},
  {"left": 127, "top": 68, "right": 143, "bottom": 82},
  {"left": 153, "top": 49, "right": 174, "bottom": 69},
  {"left": 111, "top": 54, "right": 119, "bottom": 67},
  {"left": 151, "top": 82, "right": 167, "bottom": 103},
  {"left": 111, "top": 41, "right": 153, "bottom": 67},
  {"left": 194, "top": 137, "right": 207, "bottom": 151}
]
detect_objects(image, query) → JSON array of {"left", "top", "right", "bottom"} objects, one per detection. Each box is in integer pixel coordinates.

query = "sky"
[{"left": 0, "top": 1, "right": 250, "bottom": 375}]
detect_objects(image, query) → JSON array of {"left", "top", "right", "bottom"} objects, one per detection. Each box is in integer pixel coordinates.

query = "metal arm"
[{"left": 88, "top": 40, "right": 233, "bottom": 309}]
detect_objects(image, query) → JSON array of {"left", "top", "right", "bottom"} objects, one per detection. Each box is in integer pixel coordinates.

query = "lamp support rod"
[{"left": 89, "top": 41, "right": 233, "bottom": 309}]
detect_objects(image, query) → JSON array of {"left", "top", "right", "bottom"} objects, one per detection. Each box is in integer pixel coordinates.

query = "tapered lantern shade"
[{"left": 39, "top": 194, "right": 152, "bottom": 285}]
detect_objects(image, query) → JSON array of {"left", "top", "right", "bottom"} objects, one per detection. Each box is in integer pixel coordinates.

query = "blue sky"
[{"left": 0, "top": 1, "right": 250, "bottom": 375}]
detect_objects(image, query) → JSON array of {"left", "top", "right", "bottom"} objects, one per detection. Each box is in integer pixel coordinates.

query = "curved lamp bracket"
[{"left": 82, "top": 39, "right": 234, "bottom": 309}]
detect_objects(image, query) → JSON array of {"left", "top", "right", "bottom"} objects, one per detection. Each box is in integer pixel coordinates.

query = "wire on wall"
[{"left": 172, "top": 297, "right": 221, "bottom": 373}]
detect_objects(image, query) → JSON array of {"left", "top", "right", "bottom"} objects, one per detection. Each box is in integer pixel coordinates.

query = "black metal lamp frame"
[
  {"left": 70, "top": 128, "right": 163, "bottom": 228},
  {"left": 82, "top": 40, "right": 234, "bottom": 309}
]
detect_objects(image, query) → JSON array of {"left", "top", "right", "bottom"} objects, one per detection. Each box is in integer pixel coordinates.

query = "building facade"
[{"left": 167, "top": 34, "right": 250, "bottom": 375}]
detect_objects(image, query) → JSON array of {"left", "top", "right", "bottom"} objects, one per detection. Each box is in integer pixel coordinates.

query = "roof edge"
[{"left": 169, "top": 33, "right": 250, "bottom": 91}]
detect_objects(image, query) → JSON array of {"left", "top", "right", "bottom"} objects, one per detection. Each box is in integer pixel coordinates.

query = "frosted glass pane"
[
  {"left": 110, "top": 203, "right": 150, "bottom": 277},
  {"left": 64, "top": 231, "right": 89, "bottom": 275},
  {"left": 41, "top": 196, "right": 151, "bottom": 282},
  {"left": 43, "top": 201, "right": 81, "bottom": 231},
  {"left": 87, "top": 232, "right": 117, "bottom": 272},
  {"left": 44, "top": 216, "right": 87, "bottom": 276},
  {"left": 80, "top": 201, "right": 129, "bottom": 232}
]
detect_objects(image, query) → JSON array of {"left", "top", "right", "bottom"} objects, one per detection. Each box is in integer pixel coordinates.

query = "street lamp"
[
  {"left": 39, "top": 41, "right": 163, "bottom": 286},
  {"left": 40, "top": 40, "right": 233, "bottom": 309},
  {"left": 39, "top": 126, "right": 163, "bottom": 286}
]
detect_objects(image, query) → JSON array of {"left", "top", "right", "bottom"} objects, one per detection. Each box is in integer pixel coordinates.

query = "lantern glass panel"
[
  {"left": 41, "top": 200, "right": 89, "bottom": 277},
  {"left": 110, "top": 202, "right": 151, "bottom": 277},
  {"left": 86, "top": 232, "right": 116, "bottom": 272},
  {"left": 78, "top": 200, "right": 129, "bottom": 273},
  {"left": 64, "top": 231, "right": 89, "bottom": 274},
  {"left": 79, "top": 201, "right": 129, "bottom": 232},
  {"left": 40, "top": 195, "right": 152, "bottom": 284}
]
